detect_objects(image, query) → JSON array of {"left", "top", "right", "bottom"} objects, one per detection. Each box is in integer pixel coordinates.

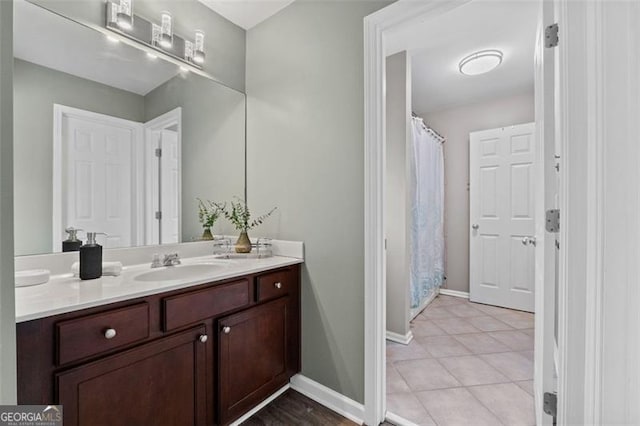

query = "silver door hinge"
[
  {"left": 155, "top": 148, "right": 162, "bottom": 157},
  {"left": 545, "top": 23, "right": 559, "bottom": 48},
  {"left": 155, "top": 211, "right": 162, "bottom": 220},
  {"left": 546, "top": 209, "right": 560, "bottom": 233},
  {"left": 543, "top": 392, "right": 558, "bottom": 421}
]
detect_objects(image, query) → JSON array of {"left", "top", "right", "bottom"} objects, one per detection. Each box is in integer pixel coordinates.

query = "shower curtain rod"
[{"left": 411, "top": 112, "right": 445, "bottom": 143}]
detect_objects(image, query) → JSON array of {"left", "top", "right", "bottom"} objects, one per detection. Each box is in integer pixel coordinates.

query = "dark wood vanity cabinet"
[{"left": 17, "top": 264, "right": 301, "bottom": 426}]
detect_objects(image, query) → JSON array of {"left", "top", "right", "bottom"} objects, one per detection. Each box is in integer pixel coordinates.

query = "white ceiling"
[
  {"left": 386, "top": 0, "right": 538, "bottom": 114},
  {"left": 197, "top": 0, "right": 296, "bottom": 30},
  {"left": 14, "top": 0, "right": 180, "bottom": 96}
]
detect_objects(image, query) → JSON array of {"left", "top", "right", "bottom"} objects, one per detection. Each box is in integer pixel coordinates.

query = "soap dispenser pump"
[
  {"left": 62, "top": 227, "right": 83, "bottom": 252},
  {"left": 79, "top": 232, "right": 106, "bottom": 280}
]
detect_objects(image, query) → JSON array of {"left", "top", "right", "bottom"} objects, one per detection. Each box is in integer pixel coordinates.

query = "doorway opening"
[{"left": 365, "top": 1, "right": 558, "bottom": 425}]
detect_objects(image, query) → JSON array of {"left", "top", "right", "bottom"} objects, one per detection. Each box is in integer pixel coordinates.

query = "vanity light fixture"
[
  {"left": 105, "top": 2, "right": 203, "bottom": 70},
  {"left": 116, "top": 0, "right": 133, "bottom": 31},
  {"left": 458, "top": 49, "right": 503, "bottom": 76},
  {"left": 160, "top": 11, "right": 173, "bottom": 49},
  {"left": 193, "top": 31, "right": 205, "bottom": 64}
]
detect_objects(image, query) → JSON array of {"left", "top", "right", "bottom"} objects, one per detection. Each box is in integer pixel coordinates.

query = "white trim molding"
[
  {"left": 385, "top": 330, "right": 413, "bottom": 345},
  {"left": 290, "top": 374, "right": 364, "bottom": 425},
  {"left": 438, "top": 288, "right": 469, "bottom": 299}
]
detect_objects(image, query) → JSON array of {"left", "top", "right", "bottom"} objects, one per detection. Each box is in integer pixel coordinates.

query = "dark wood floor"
[
  {"left": 242, "top": 389, "right": 396, "bottom": 425},
  {"left": 242, "top": 390, "right": 357, "bottom": 425}
]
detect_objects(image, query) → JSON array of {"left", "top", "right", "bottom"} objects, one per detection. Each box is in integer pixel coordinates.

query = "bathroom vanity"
[{"left": 16, "top": 258, "right": 301, "bottom": 426}]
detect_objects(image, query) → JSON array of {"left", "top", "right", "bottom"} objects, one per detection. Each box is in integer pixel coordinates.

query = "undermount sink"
[{"left": 134, "top": 264, "right": 222, "bottom": 282}]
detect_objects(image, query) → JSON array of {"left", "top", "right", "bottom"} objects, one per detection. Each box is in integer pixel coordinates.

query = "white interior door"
[
  {"left": 469, "top": 122, "right": 537, "bottom": 312},
  {"left": 59, "top": 108, "right": 140, "bottom": 249}
]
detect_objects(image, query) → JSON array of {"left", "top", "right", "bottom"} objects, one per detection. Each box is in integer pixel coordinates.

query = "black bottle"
[
  {"left": 62, "top": 227, "right": 83, "bottom": 252},
  {"left": 79, "top": 232, "right": 103, "bottom": 280}
]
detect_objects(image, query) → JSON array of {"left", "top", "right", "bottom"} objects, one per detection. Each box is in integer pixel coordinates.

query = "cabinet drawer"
[
  {"left": 256, "top": 270, "right": 291, "bottom": 302},
  {"left": 163, "top": 279, "right": 250, "bottom": 331},
  {"left": 57, "top": 303, "right": 149, "bottom": 365}
]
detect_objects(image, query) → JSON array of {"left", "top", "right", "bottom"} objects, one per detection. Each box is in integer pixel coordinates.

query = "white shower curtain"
[{"left": 409, "top": 117, "right": 445, "bottom": 311}]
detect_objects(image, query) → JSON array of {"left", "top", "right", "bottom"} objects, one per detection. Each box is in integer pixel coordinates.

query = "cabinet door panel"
[
  {"left": 218, "top": 298, "right": 289, "bottom": 424},
  {"left": 57, "top": 326, "right": 207, "bottom": 426}
]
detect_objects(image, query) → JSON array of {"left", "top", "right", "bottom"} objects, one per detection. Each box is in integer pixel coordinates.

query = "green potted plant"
[
  {"left": 197, "top": 198, "right": 224, "bottom": 240},
  {"left": 224, "top": 198, "right": 276, "bottom": 253}
]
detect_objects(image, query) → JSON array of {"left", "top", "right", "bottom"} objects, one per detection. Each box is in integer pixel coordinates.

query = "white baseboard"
[
  {"left": 385, "top": 330, "right": 414, "bottom": 345},
  {"left": 229, "top": 383, "right": 290, "bottom": 426},
  {"left": 386, "top": 410, "right": 421, "bottom": 426},
  {"left": 290, "top": 374, "right": 364, "bottom": 425},
  {"left": 439, "top": 288, "right": 470, "bottom": 299}
]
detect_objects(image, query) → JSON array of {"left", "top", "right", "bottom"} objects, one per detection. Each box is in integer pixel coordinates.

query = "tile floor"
[{"left": 386, "top": 294, "right": 535, "bottom": 426}]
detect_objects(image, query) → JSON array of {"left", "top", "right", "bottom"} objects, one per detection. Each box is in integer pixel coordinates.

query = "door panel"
[
  {"left": 63, "top": 114, "right": 137, "bottom": 248},
  {"left": 470, "top": 123, "right": 536, "bottom": 312}
]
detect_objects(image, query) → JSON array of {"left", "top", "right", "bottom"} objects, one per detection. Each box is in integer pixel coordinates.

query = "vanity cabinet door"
[
  {"left": 218, "top": 297, "right": 290, "bottom": 425},
  {"left": 57, "top": 326, "right": 208, "bottom": 426}
]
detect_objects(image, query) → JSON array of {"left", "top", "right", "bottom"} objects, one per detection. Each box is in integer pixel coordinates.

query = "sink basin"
[{"left": 134, "top": 264, "right": 222, "bottom": 282}]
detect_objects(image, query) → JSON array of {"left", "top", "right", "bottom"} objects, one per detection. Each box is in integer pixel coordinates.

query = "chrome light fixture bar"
[{"left": 106, "top": 1, "right": 204, "bottom": 69}]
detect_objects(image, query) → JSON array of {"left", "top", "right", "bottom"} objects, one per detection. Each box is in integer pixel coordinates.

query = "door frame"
[
  {"left": 52, "top": 104, "right": 144, "bottom": 251},
  {"left": 142, "top": 107, "right": 182, "bottom": 245},
  {"left": 363, "top": 0, "right": 556, "bottom": 424}
]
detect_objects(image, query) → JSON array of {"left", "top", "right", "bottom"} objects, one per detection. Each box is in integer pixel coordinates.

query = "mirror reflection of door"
[{"left": 53, "top": 105, "right": 181, "bottom": 251}]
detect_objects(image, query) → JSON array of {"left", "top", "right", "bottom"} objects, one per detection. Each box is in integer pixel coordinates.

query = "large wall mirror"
[{"left": 13, "top": 0, "right": 246, "bottom": 256}]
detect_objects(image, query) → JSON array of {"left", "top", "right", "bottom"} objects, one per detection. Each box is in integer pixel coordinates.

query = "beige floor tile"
[
  {"left": 416, "top": 387, "right": 504, "bottom": 426},
  {"left": 386, "top": 393, "right": 437, "bottom": 426},
  {"left": 439, "top": 355, "right": 510, "bottom": 386},
  {"left": 430, "top": 295, "right": 464, "bottom": 307},
  {"left": 445, "top": 303, "right": 487, "bottom": 318},
  {"left": 520, "top": 350, "right": 535, "bottom": 361},
  {"left": 453, "top": 333, "right": 512, "bottom": 354},
  {"left": 468, "top": 315, "right": 514, "bottom": 332},
  {"left": 522, "top": 328, "right": 536, "bottom": 337},
  {"left": 493, "top": 312, "right": 535, "bottom": 329},
  {"left": 480, "top": 351, "right": 533, "bottom": 381},
  {"left": 387, "top": 364, "right": 411, "bottom": 394},
  {"left": 433, "top": 317, "right": 481, "bottom": 334},
  {"left": 419, "top": 307, "right": 457, "bottom": 320},
  {"left": 469, "top": 383, "right": 535, "bottom": 426},
  {"left": 395, "top": 358, "right": 461, "bottom": 391},
  {"left": 410, "top": 320, "right": 448, "bottom": 337},
  {"left": 515, "top": 380, "right": 535, "bottom": 396},
  {"left": 470, "top": 303, "right": 517, "bottom": 317},
  {"left": 387, "top": 340, "right": 431, "bottom": 362},
  {"left": 488, "top": 330, "right": 535, "bottom": 351},
  {"left": 416, "top": 335, "right": 472, "bottom": 358}
]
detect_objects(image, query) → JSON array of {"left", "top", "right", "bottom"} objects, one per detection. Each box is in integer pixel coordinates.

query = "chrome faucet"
[{"left": 151, "top": 253, "right": 181, "bottom": 268}]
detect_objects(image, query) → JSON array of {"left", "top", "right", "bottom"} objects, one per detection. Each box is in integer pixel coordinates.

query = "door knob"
[
  {"left": 199, "top": 334, "right": 208, "bottom": 343},
  {"left": 104, "top": 328, "right": 117, "bottom": 339},
  {"left": 274, "top": 282, "right": 282, "bottom": 289},
  {"left": 472, "top": 224, "right": 479, "bottom": 230},
  {"left": 522, "top": 236, "right": 537, "bottom": 246},
  {"left": 222, "top": 326, "right": 231, "bottom": 334}
]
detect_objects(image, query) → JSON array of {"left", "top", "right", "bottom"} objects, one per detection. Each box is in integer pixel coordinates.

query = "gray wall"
[
  {"left": 0, "top": 0, "right": 16, "bottom": 403},
  {"left": 13, "top": 59, "right": 145, "bottom": 256},
  {"left": 385, "top": 52, "right": 411, "bottom": 338},
  {"left": 246, "top": 0, "right": 390, "bottom": 403},
  {"left": 421, "top": 91, "right": 535, "bottom": 293},
  {"left": 29, "top": 0, "right": 246, "bottom": 92},
  {"left": 144, "top": 74, "right": 245, "bottom": 241}
]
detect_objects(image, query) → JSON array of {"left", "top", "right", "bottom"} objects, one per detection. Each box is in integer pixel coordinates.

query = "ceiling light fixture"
[
  {"left": 458, "top": 49, "right": 503, "bottom": 76},
  {"left": 116, "top": 0, "right": 133, "bottom": 30}
]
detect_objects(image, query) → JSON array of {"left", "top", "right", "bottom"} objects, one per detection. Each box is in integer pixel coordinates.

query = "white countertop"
[{"left": 15, "top": 255, "right": 303, "bottom": 323}]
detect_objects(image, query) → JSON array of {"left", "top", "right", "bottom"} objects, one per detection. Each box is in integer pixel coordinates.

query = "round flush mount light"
[{"left": 458, "top": 49, "right": 503, "bottom": 76}]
